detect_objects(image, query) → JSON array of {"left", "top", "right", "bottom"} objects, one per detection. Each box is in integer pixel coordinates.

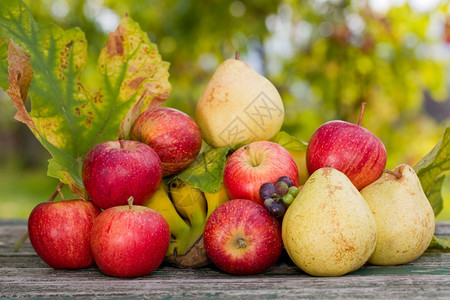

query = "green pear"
[
  {"left": 196, "top": 54, "right": 284, "bottom": 148},
  {"left": 360, "top": 164, "right": 435, "bottom": 266},
  {"left": 282, "top": 167, "right": 377, "bottom": 277}
]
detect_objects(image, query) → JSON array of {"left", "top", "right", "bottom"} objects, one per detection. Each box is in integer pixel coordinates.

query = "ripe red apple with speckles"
[
  {"left": 204, "top": 199, "right": 282, "bottom": 275},
  {"left": 223, "top": 141, "right": 299, "bottom": 206},
  {"left": 28, "top": 199, "right": 101, "bottom": 269},
  {"left": 306, "top": 103, "right": 386, "bottom": 190},
  {"left": 131, "top": 107, "right": 202, "bottom": 177},
  {"left": 82, "top": 140, "right": 162, "bottom": 209},
  {"left": 90, "top": 198, "right": 170, "bottom": 278}
]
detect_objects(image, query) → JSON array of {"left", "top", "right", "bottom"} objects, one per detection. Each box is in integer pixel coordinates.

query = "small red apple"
[
  {"left": 82, "top": 140, "right": 162, "bottom": 209},
  {"left": 90, "top": 198, "right": 170, "bottom": 278},
  {"left": 204, "top": 199, "right": 282, "bottom": 275},
  {"left": 28, "top": 199, "right": 101, "bottom": 269},
  {"left": 131, "top": 107, "right": 202, "bottom": 176},
  {"left": 306, "top": 104, "right": 386, "bottom": 190},
  {"left": 223, "top": 141, "right": 299, "bottom": 205}
]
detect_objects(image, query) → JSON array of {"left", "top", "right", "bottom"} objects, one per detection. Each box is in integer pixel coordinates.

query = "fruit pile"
[{"left": 25, "top": 51, "right": 437, "bottom": 278}]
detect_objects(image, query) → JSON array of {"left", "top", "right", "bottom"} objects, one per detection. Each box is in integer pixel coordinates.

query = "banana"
[
  {"left": 169, "top": 179, "right": 206, "bottom": 227},
  {"left": 146, "top": 179, "right": 228, "bottom": 268},
  {"left": 145, "top": 179, "right": 229, "bottom": 267},
  {"left": 204, "top": 183, "right": 229, "bottom": 218},
  {"left": 145, "top": 184, "right": 190, "bottom": 237}
]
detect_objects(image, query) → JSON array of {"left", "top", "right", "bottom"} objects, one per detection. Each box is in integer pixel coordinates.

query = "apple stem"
[
  {"left": 57, "top": 185, "right": 65, "bottom": 200},
  {"left": 384, "top": 168, "right": 402, "bottom": 179},
  {"left": 119, "top": 139, "right": 125, "bottom": 149},
  {"left": 244, "top": 145, "right": 258, "bottom": 167},
  {"left": 235, "top": 51, "right": 240, "bottom": 60},
  {"left": 127, "top": 196, "right": 134, "bottom": 209},
  {"left": 13, "top": 233, "right": 29, "bottom": 252},
  {"left": 237, "top": 238, "right": 247, "bottom": 249},
  {"left": 49, "top": 182, "right": 65, "bottom": 202},
  {"left": 357, "top": 102, "right": 367, "bottom": 126}
]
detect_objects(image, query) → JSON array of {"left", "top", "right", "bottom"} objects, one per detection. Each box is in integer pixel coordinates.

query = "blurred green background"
[{"left": 0, "top": 0, "right": 449, "bottom": 220}]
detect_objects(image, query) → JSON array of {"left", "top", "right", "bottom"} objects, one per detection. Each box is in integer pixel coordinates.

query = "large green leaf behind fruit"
[
  {"left": 173, "top": 146, "right": 232, "bottom": 194},
  {"left": 0, "top": 0, "right": 171, "bottom": 197},
  {"left": 414, "top": 126, "right": 450, "bottom": 216}
]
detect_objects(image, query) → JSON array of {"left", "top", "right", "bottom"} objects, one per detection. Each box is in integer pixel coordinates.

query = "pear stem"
[
  {"left": 127, "top": 197, "right": 134, "bottom": 209},
  {"left": 14, "top": 182, "right": 65, "bottom": 252},
  {"left": 358, "top": 102, "right": 367, "bottom": 126},
  {"left": 245, "top": 146, "right": 258, "bottom": 167},
  {"left": 235, "top": 51, "right": 240, "bottom": 60},
  {"left": 384, "top": 169, "right": 402, "bottom": 179}
]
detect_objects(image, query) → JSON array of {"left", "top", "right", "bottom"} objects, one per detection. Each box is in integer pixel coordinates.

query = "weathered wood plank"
[
  {"left": 1, "top": 219, "right": 449, "bottom": 299},
  {"left": 435, "top": 223, "right": 450, "bottom": 236},
  {"left": 1, "top": 268, "right": 449, "bottom": 299}
]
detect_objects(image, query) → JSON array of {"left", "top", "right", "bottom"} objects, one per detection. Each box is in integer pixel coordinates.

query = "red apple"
[
  {"left": 90, "top": 198, "right": 170, "bottom": 278},
  {"left": 28, "top": 199, "right": 101, "bottom": 269},
  {"left": 306, "top": 105, "right": 386, "bottom": 190},
  {"left": 131, "top": 107, "right": 202, "bottom": 177},
  {"left": 82, "top": 140, "right": 162, "bottom": 209},
  {"left": 204, "top": 199, "right": 282, "bottom": 275},
  {"left": 223, "top": 141, "right": 299, "bottom": 205}
]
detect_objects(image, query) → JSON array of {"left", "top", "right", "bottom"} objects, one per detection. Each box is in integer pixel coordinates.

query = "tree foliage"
[
  {"left": 0, "top": 0, "right": 449, "bottom": 218},
  {"left": 7, "top": 0, "right": 446, "bottom": 168}
]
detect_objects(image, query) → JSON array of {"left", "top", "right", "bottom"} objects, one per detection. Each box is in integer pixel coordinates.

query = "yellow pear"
[
  {"left": 360, "top": 164, "right": 435, "bottom": 265},
  {"left": 282, "top": 167, "right": 377, "bottom": 277},
  {"left": 196, "top": 53, "right": 284, "bottom": 148}
]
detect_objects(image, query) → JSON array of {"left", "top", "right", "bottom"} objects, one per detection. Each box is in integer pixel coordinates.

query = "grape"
[
  {"left": 264, "top": 198, "right": 274, "bottom": 210},
  {"left": 260, "top": 182, "right": 276, "bottom": 200},
  {"left": 267, "top": 200, "right": 286, "bottom": 218},
  {"left": 288, "top": 186, "right": 299, "bottom": 198},
  {"left": 282, "top": 193, "right": 294, "bottom": 205},
  {"left": 276, "top": 176, "right": 293, "bottom": 187},
  {"left": 275, "top": 181, "right": 289, "bottom": 196}
]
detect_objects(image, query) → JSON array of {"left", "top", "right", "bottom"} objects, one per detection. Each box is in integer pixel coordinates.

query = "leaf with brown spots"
[
  {"left": 99, "top": 16, "right": 171, "bottom": 139},
  {"left": 6, "top": 41, "right": 35, "bottom": 132},
  {"left": 414, "top": 126, "right": 450, "bottom": 216},
  {"left": 0, "top": 0, "right": 170, "bottom": 198}
]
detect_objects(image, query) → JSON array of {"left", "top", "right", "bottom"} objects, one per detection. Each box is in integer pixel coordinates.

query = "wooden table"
[{"left": 1, "top": 219, "right": 449, "bottom": 299}]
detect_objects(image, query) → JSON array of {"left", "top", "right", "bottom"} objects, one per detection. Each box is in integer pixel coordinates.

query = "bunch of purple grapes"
[{"left": 259, "top": 176, "right": 299, "bottom": 218}]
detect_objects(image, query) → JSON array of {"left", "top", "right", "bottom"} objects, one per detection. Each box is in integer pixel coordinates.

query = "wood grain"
[{"left": 1, "top": 219, "right": 449, "bottom": 299}]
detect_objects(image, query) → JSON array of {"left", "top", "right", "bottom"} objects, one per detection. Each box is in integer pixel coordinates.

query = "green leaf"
[
  {"left": 0, "top": 0, "right": 171, "bottom": 197},
  {"left": 271, "top": 131, "right": 308, "bottom": 152},
  {"left": 414, "top": 127, "right": 450, "bottom": 216},
  {"left": 428, "top": 235, "right": 450, "bottom": 250},
  {"left": 174, "top": 146, "right": 232, "bottom": 194}
]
